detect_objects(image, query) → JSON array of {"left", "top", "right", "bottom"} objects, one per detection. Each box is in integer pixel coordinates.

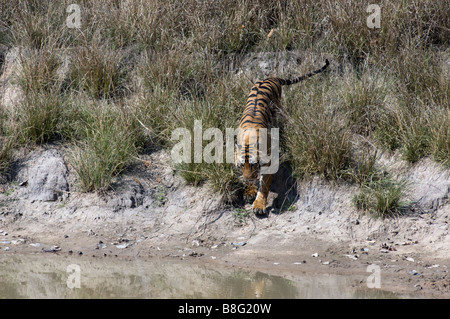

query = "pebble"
[
  {"left": 97, "top": 243, "right": 107, "bottom": 249},
  {"left": 426, "top": 264, "right": 439, "bottom": 269},
  {"left": 311, "top": 253, "right": 319, "bottom": 257},
  {"left": 43, "top": 245, "right": 61, "bottom": 253},
  {"left": 344, "top": 254, "right": 358, "bottom": 260},
  {"left": 29, "top": 243, "right": 41, "bottom": 248},
  {"left": 232, "top": 242, "right": 246, "bottom": 247},
  {"left": 410, "top": 270, "right": 419, "bottom": 276}
]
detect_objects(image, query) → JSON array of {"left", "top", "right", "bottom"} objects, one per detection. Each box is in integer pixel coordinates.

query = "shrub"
[
  {"left": 69, "top": 40, "right": 128, "bottom": 100},
  {"left": 69, "top": 99, "right": 142, "bottom": 192},
  {"left": 353, "top": 173, "right": 409, "bottom": 217}
]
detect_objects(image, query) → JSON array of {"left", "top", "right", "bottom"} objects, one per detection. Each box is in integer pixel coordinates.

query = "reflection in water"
[{"left": 0, "top": 255, "right": 399, "bottom": 299}]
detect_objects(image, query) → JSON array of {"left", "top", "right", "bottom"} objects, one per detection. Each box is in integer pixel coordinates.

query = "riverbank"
[{"left": 1, "top": 146, "right": 448, "bottom": 298}]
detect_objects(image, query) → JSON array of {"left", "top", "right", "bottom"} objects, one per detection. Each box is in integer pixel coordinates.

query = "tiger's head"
[{"left": 235, "top": 128, "right": 260, "bottom": 180}]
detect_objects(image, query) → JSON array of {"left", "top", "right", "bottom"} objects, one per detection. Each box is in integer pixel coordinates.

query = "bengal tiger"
[{"left": 236, "top": 59, "right": 329, "bottom": 215}]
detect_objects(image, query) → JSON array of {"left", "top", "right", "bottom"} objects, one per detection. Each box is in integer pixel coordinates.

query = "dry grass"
[{"left": 0, "top": 0, "right": 448, "bottom": 212}]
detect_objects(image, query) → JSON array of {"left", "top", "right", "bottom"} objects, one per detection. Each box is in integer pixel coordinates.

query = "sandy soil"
[{"left": 0, "top": 146, "right": 449, "bottom": 298}]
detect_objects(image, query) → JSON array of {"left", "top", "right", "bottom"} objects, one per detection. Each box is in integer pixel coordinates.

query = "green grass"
[
  {"left": 283, "top": 75, "right": 352, "bottom": 180},
  {"left": 353, "top": 173, "right": 409, "bottom": 218},
  {"left": 68, "top": 99, "right": 143, "bottom": 192},
  {"left": 69, "top": 40, "right": 128, "bottom": 100}
]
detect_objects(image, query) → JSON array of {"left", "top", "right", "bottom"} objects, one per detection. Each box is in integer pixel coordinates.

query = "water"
[{"left": 0, "top": 254, "right": 400, "bottom": 299}]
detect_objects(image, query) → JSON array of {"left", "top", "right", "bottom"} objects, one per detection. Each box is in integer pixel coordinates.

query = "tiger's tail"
[{"left": 277, "top": 59, "right": 329, "bottom": 86}]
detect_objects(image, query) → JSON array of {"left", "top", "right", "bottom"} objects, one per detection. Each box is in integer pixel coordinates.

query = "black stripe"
[
  {"left": 255, "top": 109, "right": 271, "bottom": 123},
  {"left": 240, "top": 119, "right": 266, "bottom": 126},
  {"left": 246, "top": 108, "right": 270, "bottom": 124},
  {"left": 257, "top": 101, "right": 269, "bottom": 108},
  {"left": 258, "top": 85, "right": 272, "bottom": 91},
  {"left": 257, "top": 90, "right": 273, "bottom": 99}
]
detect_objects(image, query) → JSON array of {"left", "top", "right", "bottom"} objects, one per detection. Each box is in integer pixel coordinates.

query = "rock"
[
  {"left": 43, "top": 245, "right": 61, "bottom": 252},
  {"left": 311, "top": 253, "right": 319, "bottom": 257},
  {"left": 409, "top": 270, "right": 419, "bottom": 276},
  {"left": 406, "top": 158, "right": 449, "bottom": 211},
  {"left": 344, "top": 254, "right": 358, "bottom": 260},
  {"left": 18, "top": 149, "right": 69, "bottom": 202},
  {"left": 108, "top": 180, "right": 145, "bottom": 211},
  {"left": 29, "top": 243, "right": 41, "bottom": 248},
  {"left": 115, "top": 243, "right": 132, "bottom": 249},
  {"left": 426, "top": 264, "right": 440, "bottom": 269},
  {"left": 96, "top": 242, "right": 107, "bottom": 249},
  {"left": 188, "top": 251, "right": 204, "bottom": 257}
]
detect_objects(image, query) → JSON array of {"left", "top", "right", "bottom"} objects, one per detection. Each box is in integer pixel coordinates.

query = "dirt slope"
[{"left": 0, "top": 145, "right": 448, "bottom": 297}]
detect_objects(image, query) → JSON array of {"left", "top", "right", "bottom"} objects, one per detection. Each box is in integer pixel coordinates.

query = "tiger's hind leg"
[{"left": 252, "top": 174, "right": 273, "bottom": 215}]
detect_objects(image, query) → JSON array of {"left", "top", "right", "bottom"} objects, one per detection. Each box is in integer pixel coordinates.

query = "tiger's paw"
[
  {"left": 244, "top": 183, "right": 258, "bottom": 202},
  {"left": 252, "top": 199, "right": 267, "bottom": 216}
]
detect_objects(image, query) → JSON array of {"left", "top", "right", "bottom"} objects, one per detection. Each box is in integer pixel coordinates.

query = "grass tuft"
[{"left": 353, "top": 173, "right": 409, "bottom": 218}]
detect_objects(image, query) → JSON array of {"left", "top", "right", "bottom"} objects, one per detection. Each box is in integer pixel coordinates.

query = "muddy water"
[{"left": 0, "top": 254, "right": 400, "bottom": 299}]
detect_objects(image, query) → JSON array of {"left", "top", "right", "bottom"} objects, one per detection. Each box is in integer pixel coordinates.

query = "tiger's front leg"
[
  {"left": 252, "top": 174, "right": 273, "bottom": 215},
  {"left": 244, "top": 182, "right": 258, "bottom": 202}
]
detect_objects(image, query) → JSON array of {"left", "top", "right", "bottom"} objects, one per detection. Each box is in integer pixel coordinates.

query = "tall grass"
[
  {"left": 69, "top": 40, "right": 128, "bottom": 99},
  {"left": 11, "top": 46, "right": 67, "bottom": 144},
  {"left": 68, "top": 98, "right": 143, "bottom": 192},
  {"left": 353, "top": 174, "right": 409, "bottom": 218},
  {"left": 283, "top": 76, "right": 352, "bottom": 180},
  {"left": 0, "top": 0, "right": 448, "bottom": 206},
  {"left": 0, "top": 105, "right": 14, "bottom": 174}
]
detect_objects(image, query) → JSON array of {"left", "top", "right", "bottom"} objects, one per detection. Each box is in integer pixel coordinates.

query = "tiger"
[{"left": 236, "top": 59, "right": 330, "bottom": 215}]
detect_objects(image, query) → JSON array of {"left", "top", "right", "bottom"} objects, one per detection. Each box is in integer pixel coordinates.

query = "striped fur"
[{"left": 236, "top": 59, "right": 329, "bottom": 215}]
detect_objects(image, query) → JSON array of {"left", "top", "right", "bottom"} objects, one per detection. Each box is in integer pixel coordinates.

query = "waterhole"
[{"left": 0, "top": 255, "right": 401, "bottom": 298}]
